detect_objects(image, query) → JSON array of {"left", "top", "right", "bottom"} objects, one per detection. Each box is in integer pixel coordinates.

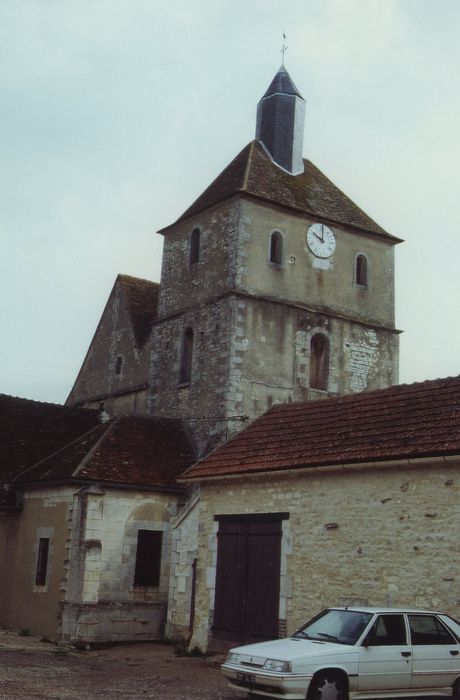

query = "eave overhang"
[{"left": 179, "top": 453, "right": 460, "bottom": 485}]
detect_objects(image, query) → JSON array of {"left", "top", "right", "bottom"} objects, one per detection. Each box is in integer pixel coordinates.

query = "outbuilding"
[{"left": 177, "top": 376, "right": 460, "bottom": 652}]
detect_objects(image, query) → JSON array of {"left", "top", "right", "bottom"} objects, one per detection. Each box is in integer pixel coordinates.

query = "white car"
[{"left": 221, "top": 607, "right": 460, "bottom": 700}]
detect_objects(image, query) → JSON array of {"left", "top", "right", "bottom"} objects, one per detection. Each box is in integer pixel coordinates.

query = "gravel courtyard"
[{"left": 0, "top": 628, "right": 246, "bottom": 700}]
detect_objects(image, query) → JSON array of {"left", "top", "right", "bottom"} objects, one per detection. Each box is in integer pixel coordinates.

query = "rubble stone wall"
[{"left": 189, "top": 460, "right": 459, "bottom": 651}]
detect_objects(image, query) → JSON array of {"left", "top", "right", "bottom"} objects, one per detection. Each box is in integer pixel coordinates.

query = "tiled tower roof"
[
  {"left": 262, "top": 64, "right": 303, "bottom": 98},
  {"left": 164, "top": 140, "right": 400, "bottom": 242}
]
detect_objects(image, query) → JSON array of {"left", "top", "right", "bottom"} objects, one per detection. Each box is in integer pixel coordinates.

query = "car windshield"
[{"left": 293, "top": 609, "right": 373, "bottom": 645}]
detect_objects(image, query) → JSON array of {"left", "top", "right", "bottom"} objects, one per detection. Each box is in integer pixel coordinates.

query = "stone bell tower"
[{"left": 148, "top": 66, "right": 401, "bottom": 456}]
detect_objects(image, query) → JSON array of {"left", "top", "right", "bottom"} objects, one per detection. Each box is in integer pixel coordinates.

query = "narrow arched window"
[
  {"left": 179, "top": 328, "right": 193, "bottom": 384},
  {"left": 269, "top": 231, "right": 283, "bottom": 265},
  {"left": 355, "top": 254, "right": 368, "bottom": 286},
  {"left": 190, "top": 228, "right": 200, "bottom": 265},
  {"left": 115, "top": 355, "right": 123, "bottom": 376},
  {"left": 310, "top": 333, "right": 329, "bottom": 391}
]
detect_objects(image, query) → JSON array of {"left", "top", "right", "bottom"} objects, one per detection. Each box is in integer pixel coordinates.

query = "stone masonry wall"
[
  {"left": 0, "top": 484, "right": 183, "bottom": 644},
  {"left": 1, "top": 485, "right": 181, "bottom": 644},
  {"left": 225, "top": 296, "right": 398, "bottom": 425},
  {"left": 237, "top": 198, "right": 396, "bottom": 329},
  {"left": 149, "top": 297, "right": 235, "bottom": 455},
  {"left": 189, "top": 460, "right": 459, "bottom": 651},
  {"left": 165, "top": 494, "right": 200, "bottom": 639},
  {"left": 67, "top": 282, "right": 151, "bottom": 415},
  {"left": 149, "top": 193, "right": 398, "bottom": 454},
  {"left": 0, "top": 487, "right": 75, "bottom": 640},
  {"left": 157, "top": 199, "right": 242, "bottom": 318}
]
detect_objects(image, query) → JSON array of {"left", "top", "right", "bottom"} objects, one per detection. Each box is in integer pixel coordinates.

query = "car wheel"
[
  {"left": 453, "top": 678, "right": 460, "bottom": 700},
  {"left": 308, "top": 671, "right": 348, "bottom": 700}
]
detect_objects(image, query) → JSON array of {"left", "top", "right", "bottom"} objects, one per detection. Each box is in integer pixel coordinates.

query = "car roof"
[{"left": 330, "top": 607, "right": 441, "bottom": 615}]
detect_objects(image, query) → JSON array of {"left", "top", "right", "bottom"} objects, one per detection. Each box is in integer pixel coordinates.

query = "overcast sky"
[{"left": 1, "top": 0, "right": 459, "bottom": 404}]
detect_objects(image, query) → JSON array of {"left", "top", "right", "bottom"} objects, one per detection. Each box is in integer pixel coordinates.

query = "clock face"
[{"left": 307, "top": 223, "right": 336, "bottom": 258}]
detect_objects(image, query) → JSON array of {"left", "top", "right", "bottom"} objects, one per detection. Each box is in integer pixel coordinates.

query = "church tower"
[{"left": 148, "top": 66, "right": 401, "bottom": 455}]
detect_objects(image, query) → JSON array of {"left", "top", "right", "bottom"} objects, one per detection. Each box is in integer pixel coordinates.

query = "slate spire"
[{"left": 256, "top": 65, "right": 306, "bottom": 175}]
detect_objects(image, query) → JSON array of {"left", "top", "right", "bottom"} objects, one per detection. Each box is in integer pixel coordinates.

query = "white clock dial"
[{"left": 307, "top": 223, "right": 336, "bottom": 258}]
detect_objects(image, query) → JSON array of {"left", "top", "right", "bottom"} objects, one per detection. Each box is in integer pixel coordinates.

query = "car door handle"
[
  {"left": 401, "top": 651, "right": 412, "bottom": 657},
  {"left": 450, "top": 650, "right": 459, "bottom": 656}
]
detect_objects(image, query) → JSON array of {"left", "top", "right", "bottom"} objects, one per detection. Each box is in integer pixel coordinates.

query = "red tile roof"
[
  {"left": 161, "top": 141, "right": 401, "bottom": 242},
  {"left": 118, "top": 274, "right": 159, "bottom": 348},
  {"left": 0, "top": 395, "right": 100, "bottom": 508},
  {"left": 15, "top": 415, "right": 195, "bottom": 490},
  {"left": 181, "top": 376, "right": 460, "bottom": 481}
]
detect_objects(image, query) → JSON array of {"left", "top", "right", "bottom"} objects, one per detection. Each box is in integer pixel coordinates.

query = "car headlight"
[
  {"left": 226, "top": 652, "right": 241, "bottom": 664},
  {"left": 263, "top": 658, "right": 291, "bottom": 672}
]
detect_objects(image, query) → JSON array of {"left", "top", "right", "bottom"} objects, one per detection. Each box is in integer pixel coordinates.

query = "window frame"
[
  {"left": 354, "top": 253, "right": 368, "bottom": 287},
  {"left": 363, "top": 614, "right": 408, "bottom": 646},
  {"left": 35, "top": 537, "right": 50, "bottom": 587},
  {"left": 268, "top": 230, "right": 284, "bottom": 266},
  {"left": 408, "top": 614, "right": 457, "bottom": 646},
  {"left": 133, "top": 529, "right": 163, "bottom": 588},
  {"left": 309, "top": 332, "right": 330, "bottom": 391},
  {"left": 115, "top": 355, "right": 123, "bottom": 376},
  {"left": 189, "top": 227, "right": 201, "bottom": 266},
  {"left": 178, "top": 327, "right": 194, "bottom": 385}
]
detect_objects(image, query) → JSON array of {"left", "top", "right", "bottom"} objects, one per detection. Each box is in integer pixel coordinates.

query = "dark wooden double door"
[{"left": 213, "top": 516, "right": 283, "bottom": 645}]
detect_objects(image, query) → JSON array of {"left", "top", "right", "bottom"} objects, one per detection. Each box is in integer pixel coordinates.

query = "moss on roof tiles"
[
  {"left": 15, "top": 415, "right": 195, "bottom": 490},
  {"left": 162, "top": 140, "right": 401, "bottom": 242},
  {"left": 118, "top": 275, "right": 159, "bottom": 348},
  {"left": 182, "top": 376, "right": 460, "bottom": 480},
  {"left": 0, "top": 394, "right": 100, "bottom": 508}
]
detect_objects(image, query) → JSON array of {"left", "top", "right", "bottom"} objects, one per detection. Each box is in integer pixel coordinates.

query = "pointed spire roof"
[
  {"left": 262, "top": 65, "right": 303, "bottom": 99},
  {"left": 257, "top": 65, "right": 306, "bottom": 173}
]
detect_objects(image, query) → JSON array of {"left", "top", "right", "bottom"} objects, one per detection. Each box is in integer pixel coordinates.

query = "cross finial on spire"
[{"left": 281, "top": 32, "right": 288, "bottom": 65}]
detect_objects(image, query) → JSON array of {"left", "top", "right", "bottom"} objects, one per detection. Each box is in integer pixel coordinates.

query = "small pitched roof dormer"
[{"left": 256, "top": 65, "right": 306, "bottom": 175}]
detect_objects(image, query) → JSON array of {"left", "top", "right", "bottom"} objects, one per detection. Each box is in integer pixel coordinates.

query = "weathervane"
[{"left": 281, "top": 32, "right": 288, "bottom": 65}]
